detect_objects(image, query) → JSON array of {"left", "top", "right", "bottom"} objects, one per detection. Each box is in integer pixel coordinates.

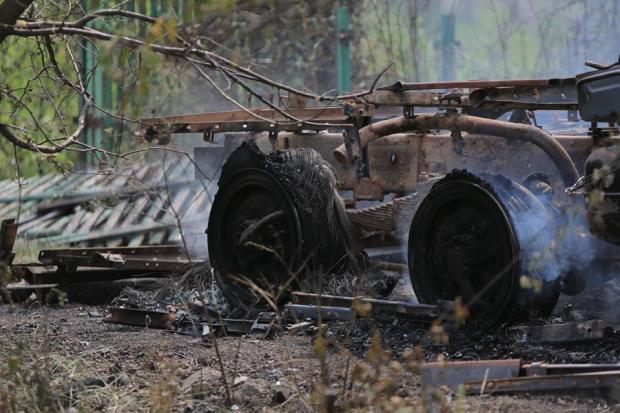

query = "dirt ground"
[{"left": 0, "top": 303, "right": 617, "bottom": 412}]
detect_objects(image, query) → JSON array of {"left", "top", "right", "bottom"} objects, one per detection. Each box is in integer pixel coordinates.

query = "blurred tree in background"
[{"left": 0, "top": 0, "right": 619, "bottom": 179}]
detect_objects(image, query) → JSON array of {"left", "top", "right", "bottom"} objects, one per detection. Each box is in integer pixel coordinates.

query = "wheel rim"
[
  {"left": 409, "top": 176, "right": 518, "bottom": 322},
  {"left": 208, "top": 168, "right": 302, "bottom": 304}
]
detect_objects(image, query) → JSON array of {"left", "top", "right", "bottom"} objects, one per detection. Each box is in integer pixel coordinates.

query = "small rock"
[
  {"left": 108, "top": 373, "right": 130, "bottom": 386},
  {"left": 82, "top": 377, "right": 106, "bottom": 388},
  {"left": 233, "top": 375, "right": 248, "bottom": 386},
  {"left": 271, "top": 379, "right": 294, "bottom": 405}
]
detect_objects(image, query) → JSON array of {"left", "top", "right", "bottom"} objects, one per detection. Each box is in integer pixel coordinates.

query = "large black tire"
[
  {"left": 408, "top": 170, "right": 561, "bottom": 323},
  {"left": 208, "top": 141, "right": 361, "bottom": 310}
]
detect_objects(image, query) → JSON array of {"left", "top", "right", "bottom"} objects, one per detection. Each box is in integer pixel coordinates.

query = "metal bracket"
[
  {"left": 268, "top": 128, "right": 278, "bottom": 150},
  {"left": 203, "top": 131, "right": 215, "bottom": 142},
  {"left": 451, "top": 129, "right": 464, "bottom": 155},
  {"left": 403, "top": 105, "right": 414, "bottom": 119}
]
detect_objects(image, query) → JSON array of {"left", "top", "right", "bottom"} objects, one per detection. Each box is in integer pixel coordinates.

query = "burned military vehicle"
[{"left": 143, "top": 58, "right": 620, "bottom": 323}]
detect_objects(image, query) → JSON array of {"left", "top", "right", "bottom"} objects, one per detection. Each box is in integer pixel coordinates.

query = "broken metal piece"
[
  {"left": 421, "top": 358, "right": 620, "bottom": 397},
  {"left": 523, "top": 362, "right": 620, "bottom": 376},
  {"left": 464, "top": 370, "right": 620, "bottom": 395},
  {"left": 421, "top": 359, "right": 521, "bottom": 394},
  {"left": 287, "top": 321, "right": 314, "bottom": 335},
  {"left": 38, "top": 245, "right": 201, "bottom": 273},
  {"left": 292, "top": 292, "right": 450, "bottom": 320},
  {"left": 105, "top": 307, "right": 176, "bottom": 329},
  {"left": 284, "top": 304, "right": 355, "bottom": 322},
  {"left": 509, "top": 320, "right": 606, "bottom": 344},
  {"left": 2, "top": 282, "right": 58, "bottom": 303}
]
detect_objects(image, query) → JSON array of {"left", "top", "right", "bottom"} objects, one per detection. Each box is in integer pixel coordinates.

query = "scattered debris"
[
  {"left": 465, "top": 370, "right": 620, "bottom": 396},
  {"left": 0, "top": 159, "right": 208, "bottom": 248},
  {"left": 421, "top": 358, "right": 620, "bottom": 397},
  {"left": 5, "top": 245, "right": 205, "bottom": 305},
  {"left": 104, "top": 304, "right": 277, "bottom": 339}
]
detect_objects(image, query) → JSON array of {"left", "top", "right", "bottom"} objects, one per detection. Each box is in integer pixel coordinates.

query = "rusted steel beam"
[
  {"left": 140, "top": 107, "right": 353, "bottom": 137},
  {"left": 368, "top": 84, "right": 577, "bottom": 111},
  {"left": 378, "top": 77, "right": 575, "bottom": 91},
  {"left": 468, "top": 84, "right": 577, "bottom": 110},
  {"left": 291, "top": 291, "right": 451, "bottom": 319},
  {"left": 141, "top": 107, "right": 348, "bottom": 124},
  {"left": 464, "top": 370, "right": 620, "bottom": 395},
  {"left": 421, "top": 359, "right": 521, "bottom": 394},
  {"left": 523, "top": 363, "right": 620, "bottom": 376},
  {"left": 39, "top": 245, "right": 186, "bottom": 257},
  {"left": 38, "top": 245, "right": 201, "bottom": 273},
  {"left": 422, "top": 359, "right": 620, "bottom": 396}
]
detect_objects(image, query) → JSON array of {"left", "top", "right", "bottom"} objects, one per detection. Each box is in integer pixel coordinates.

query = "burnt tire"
[
  {"left": 208, "top": 141, "right": 361, "bottom": 310},
  {"left": 408, "top": 170, "right": 561, "bottom": 324}
]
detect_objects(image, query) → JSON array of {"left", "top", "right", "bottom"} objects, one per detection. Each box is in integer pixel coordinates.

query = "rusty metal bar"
[
  {"left": 285, "top": 304, "right": 356, "bottom": 321},
  {"left": 141, "top": 107, "right": 348, "bottom": 124},
  {"left": 38, "top": 245, "right": 201, "bottom": 273},
  {"left": 464, "top": 370, "right": 620, "bottom": 395},
  {"left": 523, "top": 363, "right": 620, "bottom": 376},
  {"left": 378, "top": 78, "right": 575, "bottom": 91},
  {"left": 291, "top": 291, "right": 451, "bottom": 319}
]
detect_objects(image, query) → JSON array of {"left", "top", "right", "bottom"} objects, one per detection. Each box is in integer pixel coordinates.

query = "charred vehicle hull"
[{"left": 142, "top": 61, "right": 620, "bottom": 323}]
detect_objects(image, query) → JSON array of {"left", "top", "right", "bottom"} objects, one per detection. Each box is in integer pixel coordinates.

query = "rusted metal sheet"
[
  {"left": 509, "top": 320, "right": 606, "bottom": 344},
  {"left": 366, "top": 134, "right": 420, "bottom": 193},
  {"left": 421, "top": 359, "right": 522, "bottom": 394},
  {"left": 353, "top": 177, "right": 384, "bottom": 201}
]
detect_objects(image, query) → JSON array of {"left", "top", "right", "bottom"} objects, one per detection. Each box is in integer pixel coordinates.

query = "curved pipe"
[{"left": 334, "top": 112, "right": 580, "bottom": 188}]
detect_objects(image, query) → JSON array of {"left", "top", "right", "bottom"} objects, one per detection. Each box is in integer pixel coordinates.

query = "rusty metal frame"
[
  {"left": 140, "top": 77, "right": 579, "bottom": 136},
  {"left": 140, "top": 77, "right": 585, "bottom": 203},
  {"left": 38, "top": 245, "right": 202, "bottom": 273}
]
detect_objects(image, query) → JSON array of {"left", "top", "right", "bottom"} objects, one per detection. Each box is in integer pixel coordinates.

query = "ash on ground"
[
  {"left": 110, "top": 264, "right": 226, "bottom": 311},
  {"left": 328, "top": 274, "right": 620, "bottom": 364}
]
